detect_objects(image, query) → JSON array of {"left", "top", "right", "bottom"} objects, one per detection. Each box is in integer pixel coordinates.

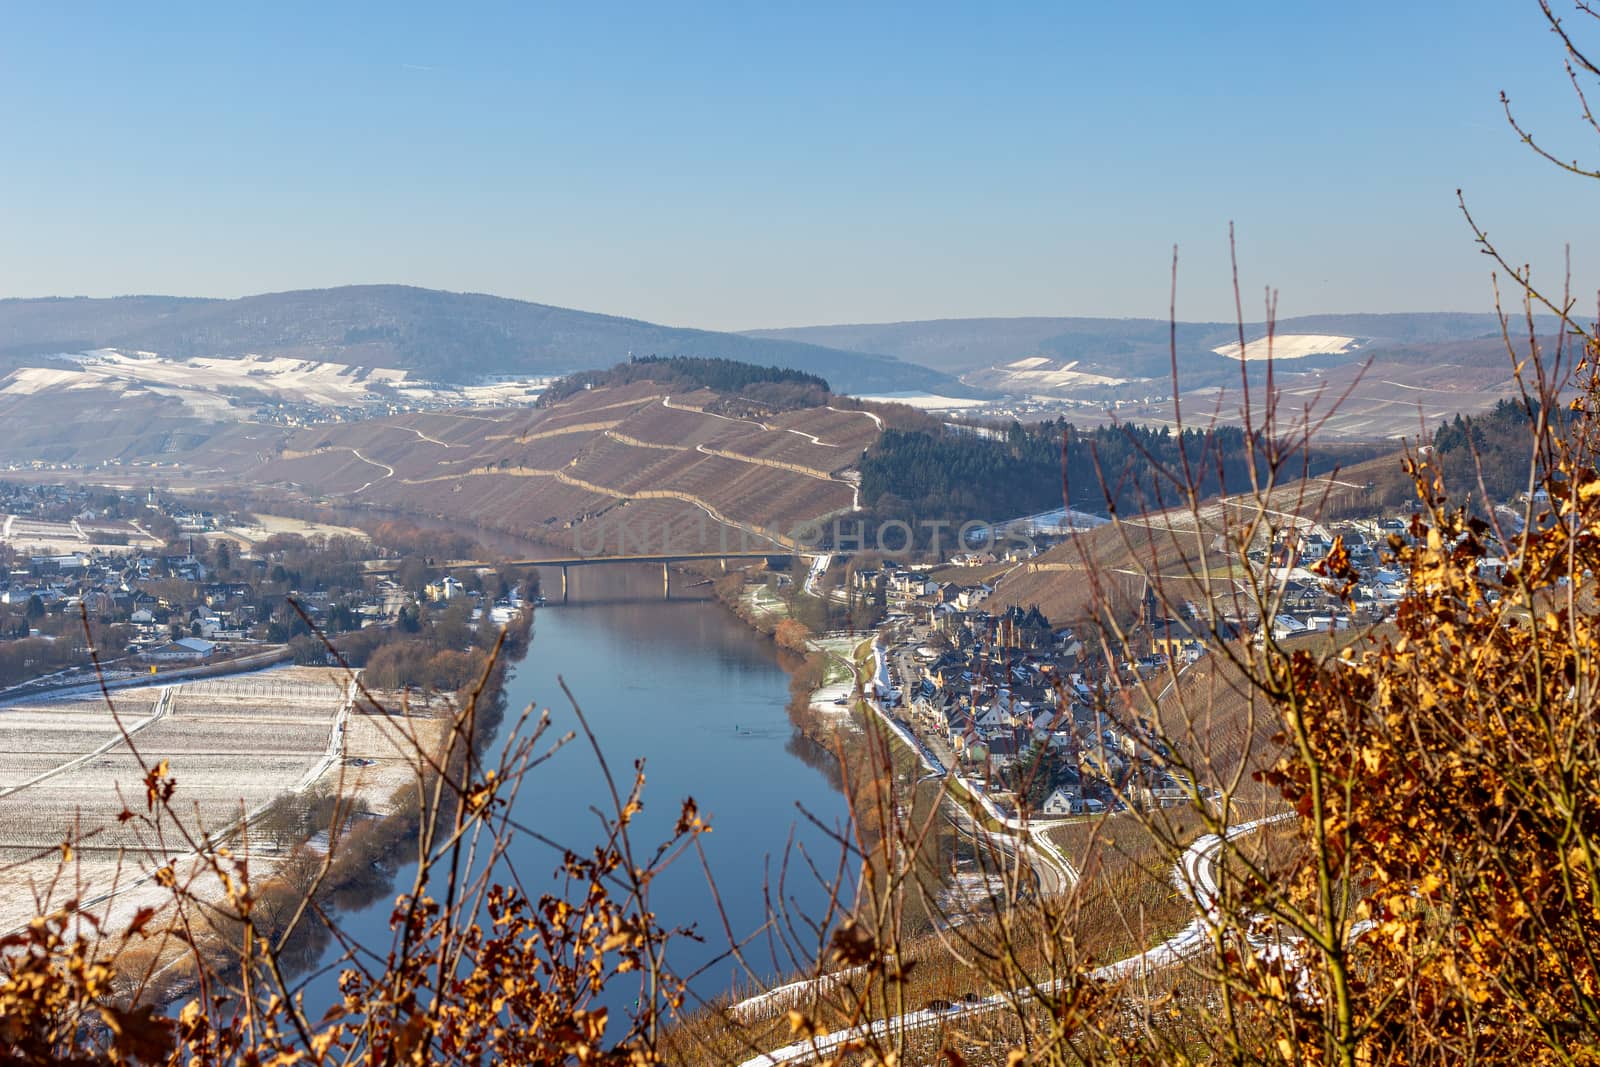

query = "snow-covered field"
[
  {"left": 852, "top": 392, "right": 989, "bottom": 411},
  {"left": 0, "top": 666, "right": 445, "bottom": 939},
  {"left": 807, "top": 681, "right": 855, "bottom": 718},
  {"left": 398, "top": 377, "right": 554, "bottom": 406},
  {"left": 11, "top": 350, "right": 408, "bottom": 409},
  {"left": 223, "top": 513, "right": 370, "bottom": 544},
  {"left": 0, "top": 351, "right": 550, "bottom": 420},
  {"left": 1211, "top": 333, "right": 1363, "bottom": 361},
  {"left": 0, "top": 515, "right": 158, "bottom": 552},
  {"left": 981, "top": 506, "right": 1110, "bottom": 538},
  {"left": 1000, "top": 358, "right": 1134, "bottom": 388},
  {"left": 965, "top": 357, "right": 1142, "bottom": 396}
]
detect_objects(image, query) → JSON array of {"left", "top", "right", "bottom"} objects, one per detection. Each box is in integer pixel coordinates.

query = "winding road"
[
  {"left": 398, "top": 425, "right": 458, "bottom": 447},
  {"left": 347, "top": 447, "right": 396, "bottom": 495},
  {"left": 735, "top": 813, "right": 1290, "bottom": 1067},
  {"left": 828, "top": 405, "right": 884, "bottom": 430}
]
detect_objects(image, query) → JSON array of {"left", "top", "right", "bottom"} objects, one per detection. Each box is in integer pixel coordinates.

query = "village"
[
  {"left": 5, "top": 476, "right": 1518, "bottom": 824},
  {"left": 0, "top": 481, "right": 525, "bottom": 699},
  {"left": 841, "top": 504, "right": 1516, "bottom": 824}
]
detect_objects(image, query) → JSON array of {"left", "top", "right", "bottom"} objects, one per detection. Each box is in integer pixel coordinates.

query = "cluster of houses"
[
  {"left": 0, "top": 482, "right": 102, "bottom": 516},
  {"left": 853, "top": 564, "right": 1001, "bottom": 612},
  {"left": 0, "top": 546, "right": 264, "bottom": 660},
  {"left": 894, "top": 605, "right": 1189, "bottom": 818},
  {"left": 1, "top": 536, "right": 526, "bottom": 685},
  {"left": 859, "top": 509, "right": 1495, "bottom": 819},
  {"left": 1248, "top": 516, "right": 1513, "bottom": 641}
]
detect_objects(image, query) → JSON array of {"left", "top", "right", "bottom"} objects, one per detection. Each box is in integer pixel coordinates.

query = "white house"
[
  {"left": 956, "top": 584, "right": 993, "bottom": 610},
  {"left": 1041, "top": 787, "right": 1081, "bottom": 816},
  {"left": 146, "top": 636, "right": 216, "bottom": 663},
  {"left": 1271, "top": 614, "right": 1309, "bottom": 641},
  {"left": 1042, "top": 787, "right": 1105, "bottom": 817}
]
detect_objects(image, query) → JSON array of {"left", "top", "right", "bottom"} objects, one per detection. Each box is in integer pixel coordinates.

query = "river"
[{"left": 294, "top": 561, "right": 853, "bottom": 1019}]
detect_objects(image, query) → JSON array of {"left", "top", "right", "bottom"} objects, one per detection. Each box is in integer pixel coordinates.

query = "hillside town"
[
  {"left": 843, "top": 505, "right": 1510, "bottom": 822},
  {"left": 3, "top": 474, "right": 1514, "bottom": 824}
]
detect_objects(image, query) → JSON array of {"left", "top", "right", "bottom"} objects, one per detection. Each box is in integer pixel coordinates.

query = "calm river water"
[{"left": 296, "top": 562, "right": 853, "bottom": 1016}]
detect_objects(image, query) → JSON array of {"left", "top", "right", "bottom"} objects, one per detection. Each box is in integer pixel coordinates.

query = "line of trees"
[{"left": 540, "top": 354, "right": 830, "bottom": 408}]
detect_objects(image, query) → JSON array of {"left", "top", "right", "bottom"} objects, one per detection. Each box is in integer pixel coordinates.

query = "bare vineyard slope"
[
  {"left": 243, "top": 384, "right": 879, "bottom": 552},
  {"left": 989, "top": 465, "right": 1387, "bottom": 623},
  {"left": 0, "top": 380, "right": 882, "bottom": 555}
]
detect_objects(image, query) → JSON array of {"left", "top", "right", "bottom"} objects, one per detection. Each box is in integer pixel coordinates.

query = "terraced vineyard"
[{"left": 248, "top": 383, "right": 881, "bottom": 552}]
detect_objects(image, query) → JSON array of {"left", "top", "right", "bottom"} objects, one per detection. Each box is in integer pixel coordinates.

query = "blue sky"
[{"left": 3, "top": 2, "right": 1598, "bottom": 329}]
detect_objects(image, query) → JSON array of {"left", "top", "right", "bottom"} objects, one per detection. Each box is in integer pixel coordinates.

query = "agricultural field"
[
  {"left": 964, "top": 356, "right": 1141, "bottom": 395},
  {"left": 221, "top": 513, "right": 370, "bottom": 545},
  {"left": 0, "top": 353, "right": 547, "bottom": 424},
  {"left": 0, "top": 666, "right": 448, "bottom": 938},
  {"left": 1211, "top": 333, "right": 1364, "bottom": 361},
  {"left": 0, "top": 352, "right": 407, "bottom": 413},
  {"left": 0, "top": 515, "right": 158, "bottom": 552}
]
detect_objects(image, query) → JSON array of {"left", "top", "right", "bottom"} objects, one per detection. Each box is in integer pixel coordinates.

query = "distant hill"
[
  {"left": 744, "top": 312, "right": 1549, "bottom": 381},
  {"left": 0, "top": 286, "right": 963, "bottom": 396},
  {"left": 745, "top": 311, "right": 1575, "bottom": 440}
]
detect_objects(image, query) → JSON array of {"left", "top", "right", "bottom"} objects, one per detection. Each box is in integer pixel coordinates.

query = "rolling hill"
[
  {"left": 0, "top": 286, "right": 965, "bottom": 396},
  {"left": 0, "top": 369, "right": 884, "bottom": 558},
  {"left": 743, "top": 312, "right": 1543, "bottom": 379},
  {"left": 749, "top": 313, "right": 1565, "bottom": 438},
  {"left": 252, "top": 382, "right": 882, "bottom": 554}
]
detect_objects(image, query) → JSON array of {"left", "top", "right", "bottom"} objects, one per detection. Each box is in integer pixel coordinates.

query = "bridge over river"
[{"left": 364, "top": 551, "right": 798, "bottom": 601}]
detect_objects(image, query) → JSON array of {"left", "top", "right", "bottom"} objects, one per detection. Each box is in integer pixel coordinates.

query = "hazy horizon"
[
  {"left": 0, "top": 282, "right": 1515, "bottom": 336},
  {"left": 5, "top": 2, "right": 1599, "bottom": 331}
]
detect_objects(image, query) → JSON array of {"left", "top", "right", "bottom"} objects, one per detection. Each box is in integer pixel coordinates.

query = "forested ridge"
[
  {"left": 540, "top": 354, "right": 832, "bottom": 409},
  {"left": 859, "top": 419, "right": 1369, "bottom": 524},
  {"left": 0, "top": 286, "right": 954, "bottom": 394},
  {"left": 1429, "top": 397, "right": 1558, "bottom": 502}
]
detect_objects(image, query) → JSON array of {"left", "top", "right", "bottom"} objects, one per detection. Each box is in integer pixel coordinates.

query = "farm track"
[
  {"left": 661, "top": 394, "right": 771, "bottom": 430},
  {"left": 0, "top": 670, "right": 368, "bottom": 936},
  {"left": 395, "top": 425, "right": 459, "bottom": 447},
  {"left": 345, "top": 447, "right": 395, "bottom": 494},
  {"left": 828, "top": 404, "right": 884, "bottom": 430},
  {"left": 0, "top": 688, "right": 171, "bottom": 800}
]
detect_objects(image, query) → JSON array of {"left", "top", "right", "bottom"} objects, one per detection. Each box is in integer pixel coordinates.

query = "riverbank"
[
  {"left": 708, "top": 567, "right": 983, "bottom": 946},
  {"left": 103, "top": 603, "right": 536, "bottom": 1007}
]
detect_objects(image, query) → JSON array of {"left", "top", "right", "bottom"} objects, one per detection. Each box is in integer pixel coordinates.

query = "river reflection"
[{"left": 294, "top": 561, "right": 853, "bottom": 1018}]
